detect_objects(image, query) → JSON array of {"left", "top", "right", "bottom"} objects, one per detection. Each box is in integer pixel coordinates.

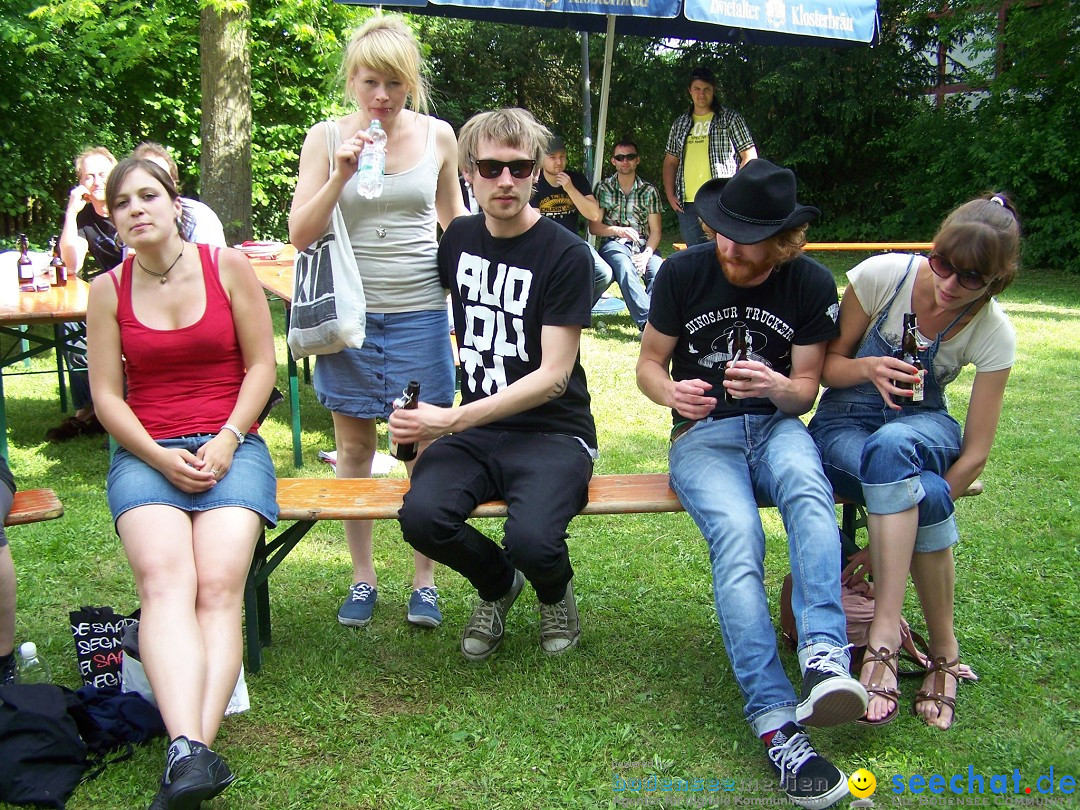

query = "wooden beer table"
[{"left": 0, "top": 278, "right": 91, "bottom": 460}]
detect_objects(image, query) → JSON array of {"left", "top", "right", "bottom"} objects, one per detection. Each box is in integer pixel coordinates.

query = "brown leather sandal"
[
  {"left": 914, "top": 655, "right": 961, "bottom": 728},
  {"left": 856, "top": 646, "right": 901, "bottom": 726}
]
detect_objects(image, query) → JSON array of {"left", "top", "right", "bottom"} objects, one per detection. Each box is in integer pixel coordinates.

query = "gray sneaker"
[
  {"left": 461, "top": 569, "right": 525, "bottom": 661},
  {"left": 539, "top": 579, "right": 580, "bottom": 655}
]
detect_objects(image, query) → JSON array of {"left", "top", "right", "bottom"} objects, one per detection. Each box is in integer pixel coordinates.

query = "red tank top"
[{"left": 110, "top": 244, "right": 251, "bottom": 440}]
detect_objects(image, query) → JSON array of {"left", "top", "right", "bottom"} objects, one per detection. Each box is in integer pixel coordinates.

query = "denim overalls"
[{"left": 809, "top": 257, "right": 975, "bottom": 553}]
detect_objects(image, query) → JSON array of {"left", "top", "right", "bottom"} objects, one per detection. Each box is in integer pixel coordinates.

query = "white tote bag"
[{"left": 286, "top": 121, "right": 367, "bottom": 360}]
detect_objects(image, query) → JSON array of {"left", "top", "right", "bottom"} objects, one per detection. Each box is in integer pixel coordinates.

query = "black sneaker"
[
  {"left": 148, "top": 737, "right": 234, "bottom": 810},
  {"left": 796, "top": 645, "right": 868, "bottom": 727},
  {"left": 767, "top": 722, "right": 847, "bottom": 810}
]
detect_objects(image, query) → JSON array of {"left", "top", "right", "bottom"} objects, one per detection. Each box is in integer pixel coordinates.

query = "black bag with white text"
[{"left": 69, "top": 606, "right": 140, "bottom": 689}]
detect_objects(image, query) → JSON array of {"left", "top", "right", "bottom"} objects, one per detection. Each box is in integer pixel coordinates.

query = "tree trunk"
[{"left": 200, "top": 2, "right": 252, "bottom": 244}]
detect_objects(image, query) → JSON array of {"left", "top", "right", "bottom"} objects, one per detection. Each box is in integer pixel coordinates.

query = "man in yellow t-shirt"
[{"left": 663, "top": 67, "right": 757, "bottom": 246}]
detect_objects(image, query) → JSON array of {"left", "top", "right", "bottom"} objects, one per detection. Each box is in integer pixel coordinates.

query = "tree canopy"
[{"left": 3, "top": 0, "right": 1077, "bottom": 270}]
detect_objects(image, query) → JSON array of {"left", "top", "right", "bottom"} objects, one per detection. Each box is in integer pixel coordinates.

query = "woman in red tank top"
[{"left": 86, "top": 158, "right": 277, "bottom": 809}]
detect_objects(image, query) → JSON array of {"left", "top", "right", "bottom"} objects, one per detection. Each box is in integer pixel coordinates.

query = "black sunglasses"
[
  {"left": 613, "top": 153, "right": 638, "bottom": 162},
  {"left": 472, "top": 158, "right": 536, "bottom": 180},
  {"left": 928, "top": 253, "right": 994, "bottom": 291}
]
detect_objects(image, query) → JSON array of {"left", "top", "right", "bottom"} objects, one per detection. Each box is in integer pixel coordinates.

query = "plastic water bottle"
[
  {"left": 356, "top": 120, "right": 387, "bottom": 199},
  {"left": 15, "top": 642, "right": 53, "bottom": 684}
]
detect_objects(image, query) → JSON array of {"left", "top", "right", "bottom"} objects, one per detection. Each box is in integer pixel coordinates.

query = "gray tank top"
[{"left": 333, "top": 117, "right": 443, "bottom": 312}]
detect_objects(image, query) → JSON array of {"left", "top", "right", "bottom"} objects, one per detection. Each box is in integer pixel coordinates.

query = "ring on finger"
[{"left": 210, "top": 468, "right": 219, "bottom": 475}]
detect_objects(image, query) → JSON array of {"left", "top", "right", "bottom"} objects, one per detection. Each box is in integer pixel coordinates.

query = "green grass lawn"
[{"left": 2, "top": 253, "right": 1078, "bottom": 809}]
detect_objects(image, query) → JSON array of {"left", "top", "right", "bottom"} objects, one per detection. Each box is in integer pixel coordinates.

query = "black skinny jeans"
[{"left": 399, "top": 428, "right": 593, "bottom": 604}]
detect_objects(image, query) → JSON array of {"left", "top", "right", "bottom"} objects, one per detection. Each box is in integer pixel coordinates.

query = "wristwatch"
[{"left": 220, "top": 423, "right": 245, "bottom": 445}]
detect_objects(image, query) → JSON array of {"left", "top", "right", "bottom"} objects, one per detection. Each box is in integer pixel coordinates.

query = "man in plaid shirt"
[
  {"left": 663, "top": 66, "right": 756, "bottom": 248},
  {"left": 589, "top": 137, "right": 665, "bottom": 331}
]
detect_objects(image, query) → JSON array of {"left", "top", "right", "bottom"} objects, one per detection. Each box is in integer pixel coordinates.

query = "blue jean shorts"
[
  {"left": 313, "top": 309, "right": 455, "bottom": 419},
  {"left": 106, "top": 433, "right": 278, "bottom": 529}
]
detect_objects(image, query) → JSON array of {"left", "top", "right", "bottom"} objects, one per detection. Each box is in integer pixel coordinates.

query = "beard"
[{"left": 717, "top": 251, "right": 775, "bottom": 287}]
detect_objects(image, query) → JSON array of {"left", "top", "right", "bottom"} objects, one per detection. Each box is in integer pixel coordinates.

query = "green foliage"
[{"left": 2, "top": 0, "right": 1077, "bottom": 270}]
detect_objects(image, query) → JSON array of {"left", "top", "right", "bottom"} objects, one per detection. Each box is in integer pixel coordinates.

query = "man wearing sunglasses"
[
  {"left": 590, "top": 137, "right": 665, "bottom": 330},
  {"left": 392, "top": 108, "right": 596, "bottom": 663},
  {"left": 531, "top": 135, "right": 612, "bottom": 305}
]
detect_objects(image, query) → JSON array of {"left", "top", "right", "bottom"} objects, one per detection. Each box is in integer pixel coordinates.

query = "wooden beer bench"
[
  {"left": 6, "top": 489, "right": 64, "bottom": 526},
  {"left": 244, "top": 474, "right": 981, "bottom": 672}
]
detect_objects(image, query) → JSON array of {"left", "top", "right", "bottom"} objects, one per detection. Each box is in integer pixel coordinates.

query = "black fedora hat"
[{"left": 694, "top": 159, "right": 819, "bottom": 244}]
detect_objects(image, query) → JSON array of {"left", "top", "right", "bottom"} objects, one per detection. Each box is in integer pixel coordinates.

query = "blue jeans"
[
  {"left": 668, "top": 413, "right": 848, "bottom": 736},
  {"left": 598, "top": 241, "right": 661, "bottom": 329},
  {"left": 676, "top": 202, "right": 708, "bottom": 247},
  {"left": 64, "top": 322, "right": 91, "bottom": 410},
  {"left": 589, "top": 245, "right": 613, "bottom": 306},
  {"left": 809, "top": 403, "right": 962, "bottom": 553}
]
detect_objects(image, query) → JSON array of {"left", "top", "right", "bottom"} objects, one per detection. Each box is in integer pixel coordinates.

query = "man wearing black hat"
[{"left": 637, "top": 159, "right": 866, "bottom": 809}]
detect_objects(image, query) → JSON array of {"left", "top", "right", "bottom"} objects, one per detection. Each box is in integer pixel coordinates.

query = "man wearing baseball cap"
[{"left": 636, "top": 159, "right": 866, "bottom": 809}]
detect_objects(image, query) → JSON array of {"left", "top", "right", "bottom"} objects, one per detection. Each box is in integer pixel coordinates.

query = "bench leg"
[{"left": 245, "top": 530, "right": 268, "bottom": 674}]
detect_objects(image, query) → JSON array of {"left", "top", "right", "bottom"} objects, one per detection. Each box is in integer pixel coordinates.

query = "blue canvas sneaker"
[
  {"left": 407, "top": 586, "right": 442, "bottom": 628},
  {"left": 796, "top": 645, "right": 868, "bottom": 727},
  {"left": 767, "top": 722, "right": 847, "bottom": 809},
  {"left": 337, "top": 582, "right": 377, "bottom": 627}
]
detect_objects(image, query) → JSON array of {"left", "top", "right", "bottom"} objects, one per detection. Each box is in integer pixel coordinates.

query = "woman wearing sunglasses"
[
  {"left": 289, "top": 15, "right": 467, "bottom": 630},
  {"left": 808, "top": 193, "right": 1021, "bottom": 729}
]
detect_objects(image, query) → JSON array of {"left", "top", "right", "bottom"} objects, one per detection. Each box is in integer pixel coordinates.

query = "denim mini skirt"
[
  {"left": 107, "top": 433, "right": 278, "bottom": 529},
  {"left": 313, "top": 309, "right": 455, "bottom": 420}
]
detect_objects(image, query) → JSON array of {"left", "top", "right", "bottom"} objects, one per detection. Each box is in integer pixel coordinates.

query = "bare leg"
[
  {"left": 331, "top": 413, "right": 379, "bottom": 587},
  {"left": 910, "top": 547, "right": 959, "bottom": 729},
  {"left": 191, "top": 507, "right": 262, "bottom": 746},
  {"left": 119, "top": 505, "right": 204, "bottom": 742},
  {"left": 860, "top": 506, "right": 918, "bottom": 722},
  {"left": 0, "top": 545, "right": 15, "bottom": 656}
]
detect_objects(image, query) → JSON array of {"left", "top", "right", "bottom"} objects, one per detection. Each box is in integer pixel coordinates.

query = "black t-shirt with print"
[
  {"left": 75, "top": 205, "right": 122, "bottom": 277},
  {"left": 531, "top": 171, "right": 593, "bottom": 233},
  {"left": 649, "top": 242, "right": 840, "bottom": 424},
  {"left": 438, "top": 214, "right": 597, "bottom": 447}
]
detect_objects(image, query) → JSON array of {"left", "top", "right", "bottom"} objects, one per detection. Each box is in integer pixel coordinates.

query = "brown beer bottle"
[
  {"left": 17, "top": 234, "right": 34, "bottom": 287},
  {"left": 898, "top": 313, "right": 925, "bottom": 405},
  {"left": 725, "top": 322, "right": 748, "bottom": 406},
  {"left": 389, "top": 380, "right": 421, "bottom": 461},
  {"left": 49, "top": 236, "right": 68, "bottom": 287}
]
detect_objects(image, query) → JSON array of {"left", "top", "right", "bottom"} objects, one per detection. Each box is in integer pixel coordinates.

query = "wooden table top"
[
  {"left": 249, "top": 245, "right": 295, "bottom": 303},
  {"left": 0, "top": 277, "right": 91, "bottom": 325}
]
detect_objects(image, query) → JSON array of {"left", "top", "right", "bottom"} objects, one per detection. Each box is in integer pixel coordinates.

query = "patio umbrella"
[{"left": 337, "top": 0, "right": 878, "bottom": 179}]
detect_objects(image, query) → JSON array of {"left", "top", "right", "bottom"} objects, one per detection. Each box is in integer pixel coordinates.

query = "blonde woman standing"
[{"left": 290, "top": 15, "right": 467, "bottom": 629}]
